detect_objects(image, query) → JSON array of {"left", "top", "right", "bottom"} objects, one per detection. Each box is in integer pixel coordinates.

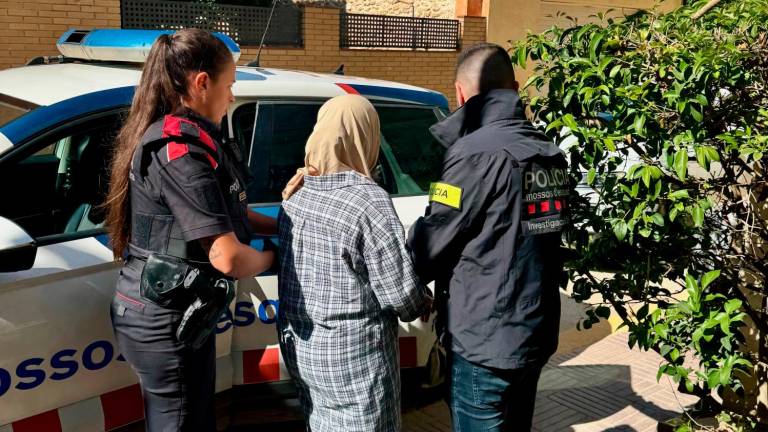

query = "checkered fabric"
[{"left": 277, "top": 170, "right": 429, "bottom": 432}]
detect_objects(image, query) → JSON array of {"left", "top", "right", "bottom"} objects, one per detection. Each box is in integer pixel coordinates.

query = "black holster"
[{"left": 140, "top": 253, "right": 235, "bottom": 350}]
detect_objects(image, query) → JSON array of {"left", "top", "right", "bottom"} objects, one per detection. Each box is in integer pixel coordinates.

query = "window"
[
  {"left": 0, "top": 114, "right": 120, "bottom": 238},
  {"left": 234, "top": 101, "right": 445, "bottom": 204},
  {"left": 377, "top": 106, "right": 445, "bottom": 193}
]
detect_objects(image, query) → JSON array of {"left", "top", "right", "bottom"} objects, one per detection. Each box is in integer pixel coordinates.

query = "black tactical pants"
[{"left": 111, "top": 285, "right": 216, "bottom": 432}]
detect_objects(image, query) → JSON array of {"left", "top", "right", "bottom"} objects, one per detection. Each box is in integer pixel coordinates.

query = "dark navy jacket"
[{"left": 408, "top": 89, "right": 569, "bottom": 369}]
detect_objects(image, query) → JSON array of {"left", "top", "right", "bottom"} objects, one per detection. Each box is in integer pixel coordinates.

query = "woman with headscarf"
[{"left": 277, "top": 94, "right": 431, "bottom": 432}]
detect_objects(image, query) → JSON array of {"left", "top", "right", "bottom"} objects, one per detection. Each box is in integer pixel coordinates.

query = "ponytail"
[{"left": 103, "top": 29, "right": 233, "bottom": 258}]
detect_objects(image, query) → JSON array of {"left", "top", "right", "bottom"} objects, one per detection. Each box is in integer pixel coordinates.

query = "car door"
[
  {"left": 0, "top": 109, "right": 242, "bottom": 432},
  {"left": 0, "top": 110, "right": 148, "bottom": 428}
]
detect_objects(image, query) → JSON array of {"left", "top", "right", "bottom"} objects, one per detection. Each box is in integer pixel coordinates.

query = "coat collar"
[{"left": 430, "top": 89, "right": 527, "bottom": 148}]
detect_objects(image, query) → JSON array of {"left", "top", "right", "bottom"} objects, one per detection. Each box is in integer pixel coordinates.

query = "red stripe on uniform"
[
  {"left": 101, "top": 384, "right": 144, "bottom": 431},
  {"left": 399, "top": 336, "right": 418, "bottom": 368},
  {"left": 336, "top": 83, "right": 360, "bottom": 94},
  {"left": 12, "top": 409, "right": 62, "bottom": 432},
  {"left": 161, "top": 115, "right": 183, "bottom": 137},
  {"left": 242, "top": 348, "right": 281, "bottom": 384},
  {"left": 166, "top": 141, "right": 189, "bottom": 162}
]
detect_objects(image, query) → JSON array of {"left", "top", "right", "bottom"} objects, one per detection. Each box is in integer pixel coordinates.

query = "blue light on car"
[{"left": 56, "top": 29, "right": 241, "bottom": 63}]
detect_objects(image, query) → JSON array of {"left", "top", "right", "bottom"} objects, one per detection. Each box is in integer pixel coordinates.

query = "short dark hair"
[{"left": 455, "top": 43, "right": 516, "bottom": 93}]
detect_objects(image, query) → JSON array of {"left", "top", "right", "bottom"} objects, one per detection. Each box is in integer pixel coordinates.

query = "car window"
[
  {"left": 0, "top": 115, "right": 120, "bottom": 238},
  {"left": 376, "top": 106, "right": 445, "bottom": 194},
  {"left": 239, "top": 102, "right": 397, "bottom": 204},
  {"left": 234, "top": 101, "right": 445, "bottom": 204}
]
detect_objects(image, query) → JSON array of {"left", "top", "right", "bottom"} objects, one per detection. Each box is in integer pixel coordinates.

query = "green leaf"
[
  {"left": 707, "top": 370, "right": 721, "bottom": 389},
  {"left": 613, "top": 220, "right": 628, "bottom": 241},
  {"left": 669, "top": 189, "right": 689, "bottom": 200},
  {"left": 701, "top": 270, "right": 720, "bottom": 290},
  {"left": 720, "top": 363, "right": 732, "bottom": 386},
  {"left": 633, "top": 114, "right": 646, "bottom": 136},
  {"left": 692, "top": 205, "right": 705, "bottom": 227},
  {"left": 563, "top": 89, "right": 575, "bottom": 107},
  {"left": 674, "top": 149, "right": 688, "bottom": 180},
  {"left": 587, "top": 167, "right": 597, "bottom": 185},
  {"left": 641, "top": 167, "right": 651, "bottom": 188},
  {"left": 517, "top": 45, "right": 528, "bottom": 69},
  {"left": 690, "top": 105, "right": 703, "bottom": 122},
  {"left": 609, "top": 64, "right": 622, "bottom": 78},
  {"left": 595, "top": 305, "right": 611, "bottom": 319},
  {"left": 651, "top": 213, "right": 665, "bottom": 226},
  {"left": 724, "top": 298, "right": 741, "bottom": 314},
  {"left": 653, "top": 179, "right": 662, "bottom": 199},
  {"left": 589, "top": 32, "right": 605, "bottom": 62},
  {"left": 603, "top": 137, "right": 616, "bottom": 151},
  {"left": 695, "top": 146, "right": 711, "bottom": 171},
  {"left": 685, "top": 379, "right": 694, "bottom": 393},
  {"left": 670, "top": 207, "right": 679, "bottom": 221}
]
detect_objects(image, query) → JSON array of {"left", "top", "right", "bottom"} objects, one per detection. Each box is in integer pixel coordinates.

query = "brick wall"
[
  {"left": 0, "top": 4, "right": 485, "bottom": 108},
  {"left": 241, "top": 8, "right": 485, "bottom": 108},
  {"left": 0, "top": 0, "right": 121, "bottom": 70}
]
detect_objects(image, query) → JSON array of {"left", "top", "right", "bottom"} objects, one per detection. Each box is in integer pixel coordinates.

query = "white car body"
[{"left": 0, "top": 35, "right": 448, "bottom": 430}]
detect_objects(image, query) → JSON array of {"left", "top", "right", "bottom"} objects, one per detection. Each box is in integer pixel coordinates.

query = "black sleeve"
[
  {"left": 407, "top": 149, "right": 517, "bottom": 283},
  {"left": 159, "top": 149, "right": 233, "bottom": 242}
]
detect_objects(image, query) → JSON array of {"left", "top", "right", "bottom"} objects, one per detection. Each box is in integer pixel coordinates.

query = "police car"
[{"left": 0, "top": 29, "right": 447, "bottom": 430}]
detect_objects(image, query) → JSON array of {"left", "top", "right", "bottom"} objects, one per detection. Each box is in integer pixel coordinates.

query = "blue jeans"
[{"left": 449, "top": 353, "right": 543, "bottom": 432}]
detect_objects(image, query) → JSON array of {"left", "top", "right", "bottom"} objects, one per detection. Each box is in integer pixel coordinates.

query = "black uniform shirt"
[{"left": 115, "top": 110, "right": 252, "bottom": 309}]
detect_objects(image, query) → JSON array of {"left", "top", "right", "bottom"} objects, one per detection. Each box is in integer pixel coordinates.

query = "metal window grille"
[
  {"left": 121, "top": 0, "right": 303, "bottom": 47},
  {"left": 340, "top": 13, "right": 460, "bottom": 50}
]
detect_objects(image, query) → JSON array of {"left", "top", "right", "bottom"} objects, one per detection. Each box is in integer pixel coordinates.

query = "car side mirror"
[{"left": 0, "top": 217, "right": 37, "bottom": 272}]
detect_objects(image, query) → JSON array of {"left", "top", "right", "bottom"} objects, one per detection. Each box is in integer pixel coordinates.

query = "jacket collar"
[
  {"left": 175, "top": 108, "right": 223, "bottom": 143},
  {"left": 430, "top": 89, "right": 526, "bottom": 148}
]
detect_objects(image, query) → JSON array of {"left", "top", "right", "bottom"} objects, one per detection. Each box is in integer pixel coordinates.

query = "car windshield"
[{"left": 0, "top": 94, "right": 38, "bottom": 128}]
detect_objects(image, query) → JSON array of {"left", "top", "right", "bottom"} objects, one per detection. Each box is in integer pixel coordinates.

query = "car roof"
[
  {"left": 0, "top": 62, "right": 448, "bottom": 151},
  {"left": 0, "top": 62, "right": 448, "bottom": 108}
]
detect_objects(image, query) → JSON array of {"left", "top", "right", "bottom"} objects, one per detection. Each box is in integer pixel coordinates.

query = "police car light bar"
[{"left": 56, "top": 29, "right": 241, "bottom": 63}]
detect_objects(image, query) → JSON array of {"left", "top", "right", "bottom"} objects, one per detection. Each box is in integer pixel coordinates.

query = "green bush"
[{"left": 513, "top": 0, "right": 768, "bottom": 422}]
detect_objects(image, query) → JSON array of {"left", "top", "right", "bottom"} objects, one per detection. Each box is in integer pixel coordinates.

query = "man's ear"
[{"left": 455, "top": 81, "right": 466, "bottom": 107}]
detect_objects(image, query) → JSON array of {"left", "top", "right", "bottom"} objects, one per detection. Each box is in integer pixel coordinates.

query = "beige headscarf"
[{"left": 282, "top": 94, "right": 381, "bottom": 199}]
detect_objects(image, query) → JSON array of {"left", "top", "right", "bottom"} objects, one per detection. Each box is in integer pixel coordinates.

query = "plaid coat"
[{"left": 277, "top": 171, "right": 429, "bottom": 432}]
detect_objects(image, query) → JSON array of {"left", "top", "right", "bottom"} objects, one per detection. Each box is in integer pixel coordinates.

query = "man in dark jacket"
[{"left": 408, "top": 43, "right": 569, "bottom": 431}]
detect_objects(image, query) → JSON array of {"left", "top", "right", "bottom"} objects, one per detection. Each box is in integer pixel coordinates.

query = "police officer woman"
[{"left": 103, "top": 29, "right": 275, "bottom": 431}]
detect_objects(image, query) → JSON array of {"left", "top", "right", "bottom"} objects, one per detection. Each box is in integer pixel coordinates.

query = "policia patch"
[
  {"left": 429, "top": 182, "right": 462, "bottom": 210},
  {"left": 522, "top": 163, "right": 570, "bottom": 235}
]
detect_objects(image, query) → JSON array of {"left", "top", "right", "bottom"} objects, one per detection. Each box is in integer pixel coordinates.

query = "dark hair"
[
  {"left": 103, "top": 29, "right": 234, "bottom": 258},
  {"left": 456, "top": 43, "right": 516, "bottom": 93}
]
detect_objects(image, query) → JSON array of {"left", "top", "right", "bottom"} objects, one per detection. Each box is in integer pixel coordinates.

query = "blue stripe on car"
[
  {"left": 236, "top": 70, "right": 267, "bottom": 81},
  {"left": 0, "top": 86, "right": 135, "bottom": 145},
  {"left": 345, "top": 84, "right": 449, "bottom": 109}
]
